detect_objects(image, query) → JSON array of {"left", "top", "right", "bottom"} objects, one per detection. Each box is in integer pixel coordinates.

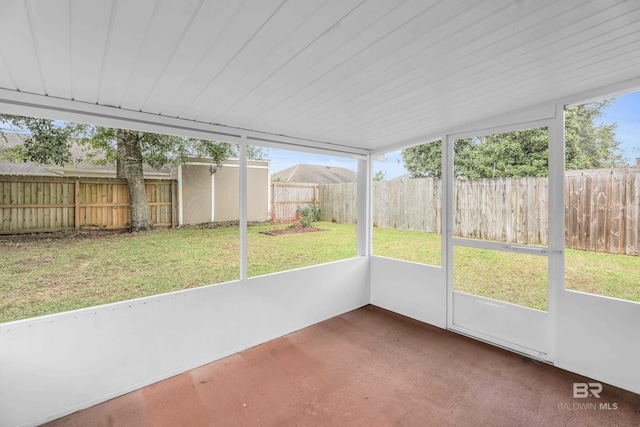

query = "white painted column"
[
  {"left": 239, "top": 137, "right": 248, "bottom": 280},
  {"left": 211, "top": 174, "right": 215, "bottom": 223},
  {"left": 266, "top": 166, "right": 271, "bottom": 221},
  {"left": 177, "top": 165, "right": 184, "bottom": 225},
  {"left": 444, "top": 134, "right": 454, "bottom": 327},
  {"left": 356, "top": 156, "right": 371, "bottom": 257},
  {"left": 547, "top": 103, "right": 566, "bottom": 361}
]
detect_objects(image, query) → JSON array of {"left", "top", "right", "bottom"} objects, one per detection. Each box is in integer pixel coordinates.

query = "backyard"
[{"left": 1, "top": 222, "right": 639, "bottom": 323}]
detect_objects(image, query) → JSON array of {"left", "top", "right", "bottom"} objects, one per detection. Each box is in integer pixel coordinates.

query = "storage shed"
[{"left": 179, "top": 158, "right": 269, "bottom": 224}]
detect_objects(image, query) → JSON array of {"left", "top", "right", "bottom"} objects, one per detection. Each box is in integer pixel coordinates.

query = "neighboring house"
[
  {"left": 0, "top": 133, "right": 174, "bottom": 179},
  {"left": 0, "top": 133, "right": 270, "bottom": 226},
  {"left": 273, "top": 163, "right": 356, "bottom": 183}
]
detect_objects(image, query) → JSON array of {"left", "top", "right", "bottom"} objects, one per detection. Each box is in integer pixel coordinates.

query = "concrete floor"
[{"left": 45, "top": 306, "right": 640, "bottom": 427}]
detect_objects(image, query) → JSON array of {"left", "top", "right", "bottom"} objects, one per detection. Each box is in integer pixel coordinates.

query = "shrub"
[{"left": 297, "top": 206, "right": 321, "bottom": 228}]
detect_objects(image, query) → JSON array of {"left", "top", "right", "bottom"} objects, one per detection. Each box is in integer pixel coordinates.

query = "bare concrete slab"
[{"left": 45, "top": 306, "right": 640, "bottom": 426}]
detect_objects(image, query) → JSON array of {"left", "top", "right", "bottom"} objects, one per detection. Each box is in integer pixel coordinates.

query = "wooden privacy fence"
[
  {"left": 0, "top": 176, "right": 176, "bottom": 234},
  {"left": 319, "top": 182, "right": 358, "bottom": 225},
  {"left": 319, "top": 169, "right": 640, "bottom": 255},
  {"left": 566, "top": 169, "right": 640, "bottom": 255},
  {"left": 320, "top": 178, "right": 446, "bottom": 235},
  {"left": 371, "top": 177, "right": 442, "bottom": 234},
  {"left": 270, "top": 182, "right": 319, "bottom": 221},
  {"left": 454, "top": 177, "right": 548, "bottom": 245}
]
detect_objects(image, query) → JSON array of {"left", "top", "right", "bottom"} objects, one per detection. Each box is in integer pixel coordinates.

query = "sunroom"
[{"left": 1, "top": 1, "right": 639, "bottom": 425}]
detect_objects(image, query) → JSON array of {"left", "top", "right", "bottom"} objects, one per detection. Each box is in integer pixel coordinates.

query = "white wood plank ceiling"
[{"left": 0, "top": 0, "right": 639, "bottom": 152}]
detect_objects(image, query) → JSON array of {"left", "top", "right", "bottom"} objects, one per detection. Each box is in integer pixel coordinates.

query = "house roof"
[
  {"left": 0, "top": 133, "right": 174, "bottom": 179},
  {"left": 0, "top": 133, "right": 268, "bottom": 179},
  {"left": 0, "top": 2, "right": 638, "bottom": 154},
  {"left": 273, "top": 164, "right": 356, "bottom": 184}
]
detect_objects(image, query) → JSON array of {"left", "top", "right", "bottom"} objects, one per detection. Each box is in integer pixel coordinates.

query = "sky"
[
  {"left": 267, "top": 148, "right": 358, "bottom": 175},
  {"left": 267, "top": 90, "right": 640, "bottom": 179},
  {"left": 598, "top": 90, "right": 640, "bottom": 165},
  {"left": 265, "top": 146, "right": 407, "bottom": 180}
]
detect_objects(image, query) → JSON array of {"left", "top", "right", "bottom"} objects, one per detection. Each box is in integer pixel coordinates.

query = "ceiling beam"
[{"left": 0, "top": 88, "right": 369, "bottom": 159}]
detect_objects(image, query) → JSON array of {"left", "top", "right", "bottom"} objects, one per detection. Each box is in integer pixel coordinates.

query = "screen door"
[{"left": 446, "top": 124, "right": 558, "bottom": 359}]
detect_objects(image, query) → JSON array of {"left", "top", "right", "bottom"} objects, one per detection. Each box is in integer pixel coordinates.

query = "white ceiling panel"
[
  {"left": 0, "top": 47, "right": 16, "bottom": 92},
  {"left": 96, "top": 0, "right": 161, "bottom": 107},
  {"left": 0, "top": 0, "right": 639, "bottom": 152},
  {"left": 160, "top": 0, "right": 286, "bottom": 118},
  {"left": 23, "top": 0, "right": 72, "bottom": 99},
  {"left": 231, "top": 0, "right": 540, "bottom": 142},
  {"left": 140, "top": 0, "right": 245, "bottom": 112},
  {"left": 234, "top": 0, "right": 454, "bottom": 129},
  {"left": 117, "top": 0, "right": 207, "bottom": 110},
  {"left": 0, "top": 1, "right": 45, "bottom": 94},
  {"left": 266, "top": 0, "right": 520, "bottom": 136},
  {"left": 291, "top": 0, "right": 578, "bottom": 132},
  {"left": 208, "top": 0, "right": 403, "bottom": 125},
  {"left": 180, "top": 0, "right": 333, "bottom": 120},
  {"left": 69, "top": 1, "right": 114, "bottom": 102}
]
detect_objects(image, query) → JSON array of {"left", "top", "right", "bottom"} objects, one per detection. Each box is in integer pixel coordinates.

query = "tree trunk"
[
  {"left": 122, "top": 130, "right": 153, "bottom": 232},
  {"left": 116, "top": 129, "right": 125, "bottom": 179}
]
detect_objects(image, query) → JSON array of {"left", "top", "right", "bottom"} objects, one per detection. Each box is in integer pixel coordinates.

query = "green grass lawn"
[
  {"left": 0, "top": 222, "right": 356, "bottom": 323},
  {"left": 373, "top": 227, "right": 640, "bottom": 310},
  {"left": 1, "top": 223, "right": 638, "bottom": 323},
  {"left": 453, "top": 247, "right": 548, "bottom": 310},
  {"left": 373, "top": 227, "right": 442, "bottom": 266},
  {"left": 247, "top": 222, "right": 356, "bottom": 277}
]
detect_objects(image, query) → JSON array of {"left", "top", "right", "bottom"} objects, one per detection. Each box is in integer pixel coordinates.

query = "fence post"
[
  {"left": 271, "top": 182, "right": 276, "bottom": 221},
  {"left": 171, "top": 180, "right": 177, "bottom": 228},
  {"left": 74, "top": 179, "right": 81, "bottom": 229}
]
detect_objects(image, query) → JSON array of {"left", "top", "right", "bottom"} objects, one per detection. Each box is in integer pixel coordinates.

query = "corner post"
[
  {"left": 240, "top": 135, "right": 248, "bottom": 280},
  {"left": 356, "top": 155, "right": 372, "bottom": 257}
]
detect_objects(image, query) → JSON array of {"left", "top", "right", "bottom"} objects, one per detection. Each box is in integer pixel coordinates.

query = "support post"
[
  {"left": 546, "top": 103, "right": 566, "bottom": 361},
  {"left": 177, "top": 165, "right": 183, "bottom": 226},
  {"left": 356, "top": 156, "right": 371, "bottom": 257},
  {"left": 444, "top": 134, "right": 454, "bottom": 328},
  {"left": 240, "top": 136, "right": 248, "bottom": 280}
]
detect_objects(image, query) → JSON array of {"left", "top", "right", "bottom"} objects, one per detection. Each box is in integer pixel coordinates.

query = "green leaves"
[
  {"left": 0, "top": 114, "right": 80, "bottom": 165},
  {"left": 0, "top": 114, "right": 269, "bottom": 172},
  {"left": 565, "top": 100, "right": 623, "bottom": 170},
  {"left": 373, "top": 170, "right": 386, "bottom": 181},
  {"left": 401, "top": 99, "right": 624, "bottom": 179},
  {"left": 402, "top": 140, "right": 443, "bottom": 179},
  {"left": 296, "top": 206, "right": 321, "bottom": 228}
]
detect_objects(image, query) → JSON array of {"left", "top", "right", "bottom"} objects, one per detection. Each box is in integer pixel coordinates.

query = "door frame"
[{"left": 444, "top": 110, "right": 564, "bottom": 362}]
